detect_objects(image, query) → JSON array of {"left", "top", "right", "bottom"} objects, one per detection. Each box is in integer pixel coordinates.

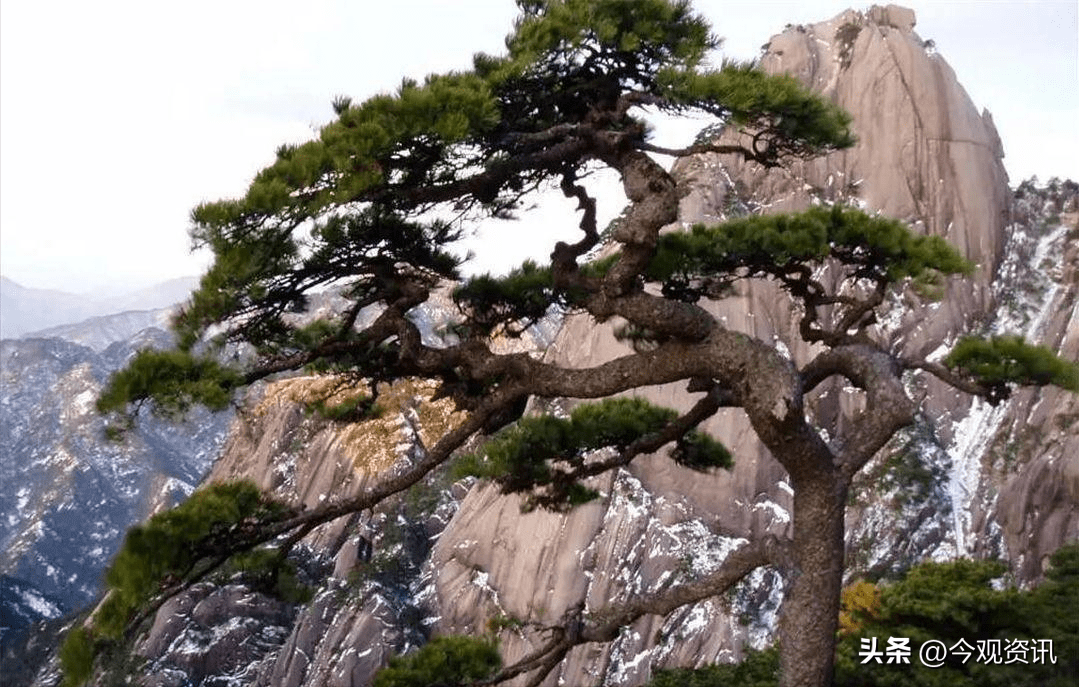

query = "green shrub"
[
  {"left": 373, "top": 635, "right": 501, "bottom": 687},
  {"left": 306, "top": 394, "right": 382, "bottom": 422},
  {"left": 97, "top": 481, "right": 289, "bottom": 638},
  {"left": 59, "top": 481, "right": 294, "bottom": 686},
  {"left": 644, "top": 544, "right": 1079, "bottom": 687},
  {"left": 58, "top": 626, "right": 95, "bottom": 687},
  {"left": 646, "top": 647, "right": 778, "bottom": 686}
]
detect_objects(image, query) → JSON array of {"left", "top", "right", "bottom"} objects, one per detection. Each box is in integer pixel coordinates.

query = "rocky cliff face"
[
  {"left": 975, "top": 180, "right": 1079, "bottom": 579},
  {"left": 34, "top": 6, "right": 1077, "bottom": 687},
  {"left": 112, "top": 293, "right": 561, "bottom": 687}
]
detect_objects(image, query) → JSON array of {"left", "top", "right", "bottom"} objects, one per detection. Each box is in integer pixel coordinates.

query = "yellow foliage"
[
  {"left": 838, "top": 579, "right": 880, "bottom": 635},
  {"left": 252, "top": 375, "right": 466, "bottom": 475}
]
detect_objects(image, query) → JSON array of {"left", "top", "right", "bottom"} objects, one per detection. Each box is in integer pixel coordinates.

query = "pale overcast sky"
[{"left": 1, "top": 1, "right": 1076, "bottom": 295}]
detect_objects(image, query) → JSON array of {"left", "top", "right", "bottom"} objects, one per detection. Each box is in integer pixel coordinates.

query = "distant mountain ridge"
[
  {"left": 0, "top": 306, "right": 233, "bottom": 666},
  {"left": 0, "top": 276, "right": 198, "bottom": 339},
  {"left": 25, "top": 309, "right": 177, "bottom": 353}
]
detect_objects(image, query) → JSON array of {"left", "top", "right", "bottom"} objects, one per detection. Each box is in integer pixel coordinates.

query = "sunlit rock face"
[
  {"left": 712, "top": 3, "right": 1010, "bottom": 375},
  {"left": 76, "top": 7, "right": 1078, "bottom": 687}
]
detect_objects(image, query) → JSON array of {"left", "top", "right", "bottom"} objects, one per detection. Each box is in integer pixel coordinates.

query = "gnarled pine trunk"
[{"left": 778, "top": 472, "right": 849, "bottom": 687}]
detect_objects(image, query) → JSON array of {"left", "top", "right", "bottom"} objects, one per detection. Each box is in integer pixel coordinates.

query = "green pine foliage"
[
  {"left": 480, "top": 0, "right": 717, "bottom": 127},
  {"left": 192, "top": 72, "right": 499, "bottom": 229},
  {"left": 486, "top": 0, "right": 851, "bottom": 165},
  {"left": 455, "top": 397, "right": 730, "bottom": 509},
  {"left": 657, "top": 63, "right": 856, "bottom": 159},
  {"left": 57, "top": 626, "right": 95, "bottom": 687},
  {"left": 945, "top": 335, "right": 1079, "bottom": 397},
  {"left": 647, "top": 647, "right": 780, "bottom": 687},
  {"left": 453, "top": 260, "right": 562, "bottom": 335},
  {"left": 452, "top": 253, "right": 622, "bottom": 336},
  {"left": 645, "top": 205, "right": 971, "bottom": 302},
  {"left": 58, "top": 483, "right": 294, "bottom": 686},
  {"left": 505, "top": 0, "right": 714, "bottom": 68},
  {"left": 836, "top": 546, "right": 1079, "bottom": 687},
  {"left": 372, "top": 635, "right": 501, "bottom": 687},
  {"left": 94, "top": 481, "right": 290, "bottom": 639},
  {"left": 176, "top": 207, "right": 464, "bottom": 353},
  {"left": 873, "top": 559, "right": 1014, "bottom": 636},
  {"left": 96, "top": 349, "right": 242, "bottom": 421},
  {"left": 1024, "top": 545, "right": 1079, "bottom": 682},
  {"left": 671, "top": 430, "right": 733, "bottom": 470}
]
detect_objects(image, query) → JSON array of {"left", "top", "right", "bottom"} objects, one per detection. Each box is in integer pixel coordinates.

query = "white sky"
[{"left": 1, "top": 1, "right": 1076, "bottom": 295}]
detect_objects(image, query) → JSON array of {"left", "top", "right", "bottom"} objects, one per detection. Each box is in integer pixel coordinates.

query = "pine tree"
[
  {"left": 645, "top": 543, "right": 1079, "bottom": 686},
  {"left": 93, "top": 2, "right": 1078, "bottom": 686}
]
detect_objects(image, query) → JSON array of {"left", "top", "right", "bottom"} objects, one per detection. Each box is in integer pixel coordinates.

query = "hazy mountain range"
[
  {"left": 0, "top": 276, "right": 198, "bottom": 340},
  {"left": 0, "top": 275, "right": 231, "bottom": 666}
]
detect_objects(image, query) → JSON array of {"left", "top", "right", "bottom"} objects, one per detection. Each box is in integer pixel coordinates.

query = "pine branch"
[
  {"left": 801, "top": 345, "right": 917, "bottom": 478},
  {"left": 472, "top": 535, "right": 787, "bottom": 687}
]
